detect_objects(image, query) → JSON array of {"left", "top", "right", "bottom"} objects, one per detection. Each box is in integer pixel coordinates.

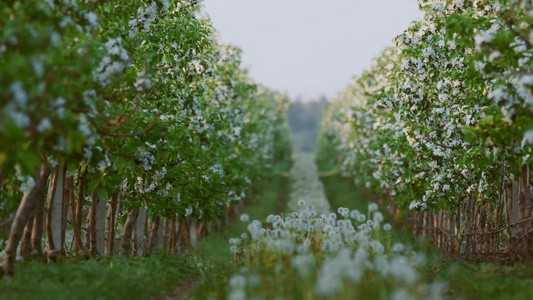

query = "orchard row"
[
  {"left": 318, "top": 0, "right": 533, "bottom": 253},
  {"left": 0, "top": 0, "right": 291, "bottom": 276}
]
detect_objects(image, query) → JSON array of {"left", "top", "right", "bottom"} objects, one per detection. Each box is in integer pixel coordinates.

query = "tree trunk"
[
  {"left": 148, "top": 215, "right": 161, "bottom": 255},
  {"left": 133, "top": 208, "right": 147, "bottom": 256},
  {"left": 105, "top": 193, "right": 117, "bottom": 258},
  {"left": 45, "top": 166, "right": 59, "bottom": 254},
  {"left": 168, "top": 220, "right": 176, "bottom": 255},
  {"left": 46, "top": 163, "right": 66, "bottom": 260},
  {"left": 31, "top": 165, "right": 51, "bottom": 257},
  {"left": 61, "top": 174, "right": 70, "bottom": 254},
  {"left": 466, "top": 195, "right": 474, "bottom": 254},
  {"left": 0, "top": 168, "right": 4, "bottom": 191},
  {"left": 88, "top": 187, "right": 98, "bottom": 258},
  {"left": 113, "top": 193, "right": 123, "bottom": 255},
  {"left": 0, "top": 164, "right": 47, "bottom": 277},
  {"left": 158, "top": 218, "right": 165, "bottom": 251},
  {"left": 95, "top": 192, "right": 106, "bottom": 256},
  {"left": 180, "top": 218, "right": 191, "bottom": 251},
  {"left": 67, "top": 175, "right": 85, "bottom": 255},
  {"left": 120, "top": 208, "right": 139, "bottom": 257},
  {"left": 75, "top": 168, "right": 86, "bottom": 253},
  {"left": 472, "top": 201, "right": 479, "bottom": 254},
  {"left": 84, "top": 207, "right": 91, "bottom": 250},
  {"left": 512, "top": 180, "right": 520, "bottom": 237},
  {"left": 450, "top": 212, "right": 456, "bottom": 253},
  {"left": 89, "top": 187, "right": 98, "bottom": 258},
  {"left": 20, "top": 215, "right": 35, "bottom": 260}
]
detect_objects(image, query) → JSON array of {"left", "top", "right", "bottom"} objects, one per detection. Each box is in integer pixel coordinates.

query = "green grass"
[
  {"left": 189, "top": 161, "right": 291, "bottom": 299},
  {"left": 317, "top": 159, "right": 533, "bottom": 300},
  {"left": 0, "top": 161, "right": 291, "bottom": 300},
  {"left": 0, "top": 254, "right": 204, "bottom": 300},
  {"left": 318, "top": 170, "right": 368, "bottom": 214},
  {"left": 430, "top": 261, "right": 533, "bottom": 300},
  {"left": 194, "top": 161, "right": 290, "bottom": 260}
]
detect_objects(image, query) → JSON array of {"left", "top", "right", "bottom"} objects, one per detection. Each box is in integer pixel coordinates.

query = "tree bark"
[
  {"left": 113, "top": 193, "right": 123, "bottom": 255},
  {"left": 105, "top": 193, "right": 118, "bottom": 258},
  {"left": 0, "top": 164, "right": 47, "bottom": 277},
  {"left": 67, "top": 175, "right": 85, "bottom": 255},
  {"left": 31, "top": 165, "right": 51, "bottom": 257},
  {"left": 95, "top": 192, "right": 106, "bottom": 256},
  {"left": 0, "top": 168, "right": 4, "bottom": 191},
  {"left": 120, "top": 208, "right": 139, "bottom": 257},
  {"left": 148, "top": 215, "right": 161, "bottom": 254},
  {"left": 45, "top": 166, "right": 60, "bottom": 253},
  {"left": 180, "top": 218, "right": 191, "bottom": 251},
  {"left": 61, "top": 174, "right": 70, "bottom": 254},
  {"left": 45, "top": 163, "right": 66, "bottom": 260},
  {"left": 133, "top": 208, "right": 147, "bottom": 256},
  {"left": 84, "top": 207, "right": 91, "bottom": 250},
  {"left": 20, "top": 215, "right": 35, "bottom": 260},
  {"left": 75, "top": 168, "right": 86, "bottom": 253},
  {"left": 512, "top": 180, "right": 520, "bottom": 237},
  {"left": 89, "top": 187, "right": 98, "bottom": 258},
  {"left": 168, "top": 220, "right": 177, "bottom": 255}
]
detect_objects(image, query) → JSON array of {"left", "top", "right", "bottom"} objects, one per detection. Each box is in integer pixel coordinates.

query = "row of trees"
[
  {"left": 0, "top": 0, "right": 291, "bottom": 276},
  {"left": 318, "top": 0, "right": 533, "bottom": 255}
]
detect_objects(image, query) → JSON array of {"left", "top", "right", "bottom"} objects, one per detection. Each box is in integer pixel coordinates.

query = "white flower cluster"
[
  {"left": 319, "top": 0, "right": 533, "bottom": 216},
  {"left": 287, "top": 154, "right": 330, "bottom": 214},
  {"left": 136, "top": 151, "right": 155, "bottom": 170},
  {"left": 226, "top": 156, "right": 445, "bottom": 299}
]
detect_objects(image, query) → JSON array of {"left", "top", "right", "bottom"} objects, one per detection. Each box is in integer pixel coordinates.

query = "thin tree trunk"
[
  {"left": 450, "top": 212, "right": 456, "bottom": 253},
  {"left": 106, "top": 193, "right": 118, "bottom": 258},
  {"left": 148, "top": 215, "right": 161, "bottom": 254},
  {"left": 180, "top": 219, "right": 191, "bottom": 251},
  {"left": 168, "top": 220, "right": 176, "bottom": 255},
  {"left": 472, "top": 201, "right": 479, "bottom": 254},
  {"left": 75, "top": 168, "right": 85, "bottom": 252},
  {"left": 478, "top": 207, "right": 488, "bottom": 253},
  {"left": 67, "top": 176, "right": 85, "bottom": 254},
  {"left": 95, "top": 192, "right": 106, "bottom": 256},
  {"left": 120, "top": 208, "right": 139, "bottom": 257},
  {"left": 158, "top": 218, "right": 165, "bottom": 251},
  {"left": 20, "top": 215, "right": 35, "bottom": 260},
  {"left": 84, "top": 207, "right": 91, "bottom": 250},
  {"left": 519, "top": 165, "right": 530, "bottom": 220},
  {"left": 456, "top": 207, "right": 462, "bottom": 253},
  {"left": 61, "top": 173, "right": 70, "bottom": 254},
  {"left": 493, "top": 204, "right": 499, "bottom": 252},
  {"left": 46, "top": 163, "right": 66, "bottom": 258},
  {"left": 466, "top": 195, "right": 473, "bottom": 254},
  {"left": 0, "top": 164, "right": 47, "bottom": 277},
  {"left": 162, "top": 218, "right": 169, "bottom": 251},
  {"left": 0, "top": 168, "right": 4, "bottom": 191},
  {"left": 89, "top": 187, "right": 98, "bottom": 258},
  {"left": 113, "top": 193, "right": 123, "bottom": 255},
  {"left": 31, "top": 165, "right": 51, "bottom": 257},
  {"left": 512, "top": 180, "right": 520, "bottom": 237},
  {"left": 133, "top": 208, "right": 147, "bottom": 256}
]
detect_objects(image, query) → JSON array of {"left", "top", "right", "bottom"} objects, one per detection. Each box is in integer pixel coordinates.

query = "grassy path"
[
  {"left": 188, "top": 155, "right": 445, "bottom": 299},
  {"left": 184, "top": 162, "right": 291, "bottom": 299}
]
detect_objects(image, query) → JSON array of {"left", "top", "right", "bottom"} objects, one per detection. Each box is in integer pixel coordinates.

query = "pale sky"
[{"left": 202, "top": 0, "right": 423, "bottom": 101}]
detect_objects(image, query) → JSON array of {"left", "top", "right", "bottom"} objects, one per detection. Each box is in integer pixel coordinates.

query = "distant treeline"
[{"left": 286, "top": 96, "right": 329, "bottom": 153}]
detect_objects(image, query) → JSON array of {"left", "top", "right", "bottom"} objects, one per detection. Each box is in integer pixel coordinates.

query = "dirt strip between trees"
[{"left": 155, "top": 278, "right": 201, "bottom": 300}]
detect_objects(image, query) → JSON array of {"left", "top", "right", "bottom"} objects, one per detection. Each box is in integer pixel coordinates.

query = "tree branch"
[{"left": 97, "top": 112, "right": 158, "bottom": 137}]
